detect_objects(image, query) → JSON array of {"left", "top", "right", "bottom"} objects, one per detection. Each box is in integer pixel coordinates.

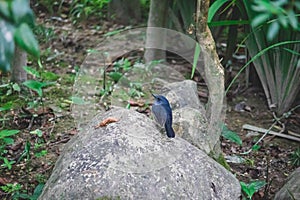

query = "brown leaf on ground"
[
  {"left": 0, "top": 177, "right": 9, "bottom": 185},
  {"left": 94, "top": 117, "right": 119, "bottom": 129},
  {"left": 9, "top": 138, "right": 23, "bottom": 151},
  {"left": 128, "top": 100, "right": 145, "bottom": 107},
  {"left": 68, "top": 128, "right": 78, "bottom": 135}
]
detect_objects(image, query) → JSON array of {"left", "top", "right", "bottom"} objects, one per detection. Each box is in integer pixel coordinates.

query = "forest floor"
[{"left": 0, "top": 7, "right": 299, "bottom": 200}]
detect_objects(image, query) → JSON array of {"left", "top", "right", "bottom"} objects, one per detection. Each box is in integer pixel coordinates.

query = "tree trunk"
[
  {"left": 144, "top": 0, "right": 169, "bottom": 63},
  {"left": 196, "top": 0, "right": 225, "bottom": 157},
  {"left": 108, "top": 0, "right": 141, "bottom": 25},
  {"left": 11, "top": 46, "right": 27, "bottom": 83}
]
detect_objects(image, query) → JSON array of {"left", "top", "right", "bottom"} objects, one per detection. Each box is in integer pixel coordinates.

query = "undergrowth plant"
[
  {"left": 244, "top": 0, "right": 300, "bottom": 116},
  {"left": 100, "top": 56, "right": 147, "bottom": 99},
  {"left": 290, "top": 148, "right": 300, "bottom": 167},
  {"left": 33, "top": 24, "right": 56, "bottom": 44},
  {"left": 0, "top": 63, "right": 54, "bottom": 199},
  {"left": 70, "top": 0, "right": 111, "bottom": 22},
  {"left": 22, "top": 66, "right": 57, "bottom": 110},
  {"left": 240, "top": 180, "right": 266, "bottom": 200},
  {"left": 221, "top": 124, "right": 242, "bottom": 146},
  {"left": 0, "top": 129, "right": 20, "bottom": 170},
  {"left": 12, "top": 183, "right": 44, "bottom": 200},
  {"left": 209, "top": 0, "right": 300, "bottom": 116}
]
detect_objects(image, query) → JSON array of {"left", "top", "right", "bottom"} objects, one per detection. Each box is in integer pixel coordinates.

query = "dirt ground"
[{"left": 0, "top": 7, "right": 299, "bottom": 200}]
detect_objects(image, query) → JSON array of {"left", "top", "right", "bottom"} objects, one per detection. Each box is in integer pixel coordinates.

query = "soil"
[{"left": 0, "top": 6, "right": 299, "bottom": 200}]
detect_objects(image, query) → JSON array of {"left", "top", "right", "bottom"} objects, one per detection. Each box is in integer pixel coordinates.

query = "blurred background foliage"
[
  {"left": 0, "top": 0, "right": 299, "bottom": 115},
  {"left": 0, "top": 0, "right": 39, "bottom": 72},
  {"left": 244, "top": 0, "right": 300, "bottom": 115}
]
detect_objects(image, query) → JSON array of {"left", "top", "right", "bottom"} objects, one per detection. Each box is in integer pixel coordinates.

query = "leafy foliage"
[
  {"left": 290, "top": 148, "right": 300, "bottom": 167},
  {"left": 244, "top": 1, "right": 300, "bottom": 115},
  {"left": 0, "top": 130, "right": 20, "bottom": 169},
  {"left": 33, "top": 24, "right": 56, "bottom": 43},
  {"left": 70, "top": 0, "right": 111, "bottom": 22},
  {"left": 251, "top": 0, "right": 300, "bottom": 41},
  {"left": 208, "top": 0, "right": 249, "bottom": 71},
  {"left": 23, "top": 80, "right": 55, "bottom": 97},
  {"left": 0, "top": 0, "right": 39, "bottom": 71},
  {"left": 22, "top": 65, "right": 57, "bottom": 99},
  {"left": 0, "top": 183, "right": 22, "bottom": 194},
  {"left": 240, "top": 180, "right": 266, "bottom": 199},
  {"left": 14, "top": 23, "right": 39, "bottom": 57},
  {"left": 210, "top": 1, "right": 300, "bottom": 116},
  {"left": 12, "top": 183, "right": 44, "bottom": 200},
  {"left": 221, "top": 124, "right": 242, "bottom": 146},
  {"left": 169, "top": 0, "right": 196, "bottom": 33}
]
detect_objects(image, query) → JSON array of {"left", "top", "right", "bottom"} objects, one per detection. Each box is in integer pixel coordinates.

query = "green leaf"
[
  {"left": 240, "top": 181, "right": 255, "bottom": 198},
  {"left": 0, "top": 101, "right": 13, "bottom": 112},
  {"left": 0, "top": 1, "right": 11, "bottom": 21},
  {"left": 104, "top": 29, "right": 121, "bottom": 37},
  {"left": 12, "top": 193, "right": 31, "bottom": 200},
  {"left": 283, "top": 48, "right": 300, "bottom": 56},
  {"left": 208, "top": 0, "right": 229, "bottom": 23},
  {"left": 267, "top": 21, "right": 279, "bottom": 41},
  {"left": 208, "top": 20, "right": 249, "bottom": 27},
  {"left": 251, "top": 13, "right": 270, "bottom": 27},
  {"left": 295, "top": 2, "right": 300, "bottom": 10},
  {"left": 109, "top": 72, "right": 123, "bottom": 82},
  {"left": 11, "top": 0, "right": 35, "bottom": 25},
  {"left": 0, "top": 130, "right": 19, "bottom": 139},
  {"left": 25, "top": 141, "right": 31, "bottom": 160},
  {"left": 251, "top": 3, "right": 268, "bottom": 12},
  {"left": 2, "top": 157, "right": 15, "bottom": 170},
  {"left": 250, "top": 180, "right": 266, "bottom": 191},
  {"left": 30, "top": 129, "right": 43, "bottom": 137},
  {"left": 23, "top": 80, "right": 55, "bottom": 97},
  {"left": 0, "top": 20, "right": 15, "bottom": 72},
  {"left": 23, "top": 66, "right": 40, "bottom": 78},
  {"left": 287, "top": 10, "right": 298, "bottom": 29},
  {"left": 32, "top": 183, "right": 44, "bottom": 198},
  {"left": 23, "top": 80, "right": 43, "bottom": 96},
  {"left": 34, "top": 150, "right": 47, "bottom": 158},
  {"left": 278, "top": 13, "right": 288, "bottom": 28},
  {"left": 0, "top": 83, "right": 10, "bottom": 88},
  {"left": 221, "top": 124, "right": 242, "bottom": 145},
  {"left": 191, "top": 43, "right": 200, "bottom": 79},
  {"left": 14, "top": 23, "right": 40, "bottom": 58},
  {"left": 252, "top": 144, "right": 261, "bottom": 151},
  {"left": 2, "top": 137, "right": 14, "bottom": 145},
  {"left": 41, "top": 71, "right": 59, "bottom": 81},
  {"left": 12, "top": 83, "right": 21, "bottom": 92},
  {"left": 241, "top": 180, "right": 266, "bottom": 198}
]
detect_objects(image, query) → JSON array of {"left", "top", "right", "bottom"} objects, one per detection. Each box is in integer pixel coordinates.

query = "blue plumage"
[{"left": 152, "top": 94, "right": 175, "bottom": 138}]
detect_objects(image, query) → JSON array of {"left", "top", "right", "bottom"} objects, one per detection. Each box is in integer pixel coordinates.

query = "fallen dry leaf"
[
  {"left": 95, "top": 117, "right": 119, "bottom": 129},
  {"left": 128, "top": 100, "right": 145, "bottom": 107},
  {"left": 68, "top": 128, "right": 78, "bottom": 135},
  {"left": 0, "top": 177, "right": 9, "bottom": 185}
]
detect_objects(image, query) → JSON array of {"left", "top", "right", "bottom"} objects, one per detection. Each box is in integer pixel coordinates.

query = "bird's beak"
[{"left": 152, "top": 93, "right": 157, "bottom": 98}]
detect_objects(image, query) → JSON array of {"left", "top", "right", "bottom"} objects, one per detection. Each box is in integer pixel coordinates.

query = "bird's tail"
[{"left": 165, "top": 123, "right": 175, "bottom": 138}]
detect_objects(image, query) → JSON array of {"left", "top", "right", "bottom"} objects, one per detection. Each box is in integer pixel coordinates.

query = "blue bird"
[{"left": 152, "top": 94, "right": 175, "bottom": 138}]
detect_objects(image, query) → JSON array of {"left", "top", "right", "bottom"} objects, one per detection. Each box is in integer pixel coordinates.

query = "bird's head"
[{"left": 152, "top": 94, "right": 170, "bottom": 105}]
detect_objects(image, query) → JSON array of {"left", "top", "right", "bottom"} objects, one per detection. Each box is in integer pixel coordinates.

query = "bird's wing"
[{"left": 152, "top": 104, "right": 167, "bottom": 127}]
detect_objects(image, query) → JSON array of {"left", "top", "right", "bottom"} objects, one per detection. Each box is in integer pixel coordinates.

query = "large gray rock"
[
  {"left": 160, "top": 80, "right": 215, "bottom": 154},
  {"left": 274, "top": 167, "right": 300, "bottom": 200},
  {"left": 39, "top": 107, "right": 240, "bottom": 200}
]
